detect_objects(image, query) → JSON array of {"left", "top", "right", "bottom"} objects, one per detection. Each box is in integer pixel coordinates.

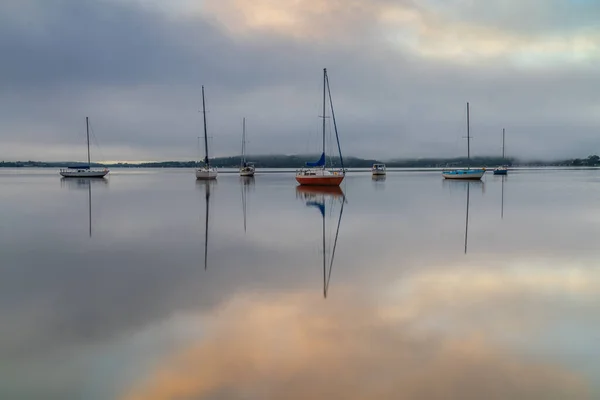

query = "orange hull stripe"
[{"left": 295, "top": 176, "right": 344, "bottom": 186}]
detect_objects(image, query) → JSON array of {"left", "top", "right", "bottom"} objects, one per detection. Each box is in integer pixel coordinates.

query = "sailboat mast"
[
  {"left": 466, "top": 102, "right": 470, "bottom": 168},
  {"left": 241, "top": 117, "right": 246, "bottom": 166},
  {"left": 322, "top": 68, "right": 327, "bottom": 166},
  {"left": 202, "top": 86, "right": 210, "bottom": 167},
  {"left": 86, "top": 117, "right": 91, "bottom": 167},
  {"left": 502, "top": 128, "right": 505, "bottom": 159},
  {"left": 325, "top": 70, "right": 345, "bottom": 171}
]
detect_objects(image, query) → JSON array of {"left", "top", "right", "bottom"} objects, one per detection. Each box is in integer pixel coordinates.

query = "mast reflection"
[
  {"left": 60, "top": 177, "right": 108, "bottom": 237},
  {"left": 296, "top": 186, "right": 346, "bottom": 298},
  {"left": 197, "top": 180, "right": 217, "bottom": 270},
  {"left": 240, "top": 176, "right": 255, "bottom": 233}
]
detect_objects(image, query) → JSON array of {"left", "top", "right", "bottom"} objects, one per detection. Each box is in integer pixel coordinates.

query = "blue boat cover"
[
  {"left": 306, "top": 201, "right": 325, "bottom": 217},
  {"left": 306, "top": 152, "right": 326, "bottom": 167},
  {"left": 68, "top": 165, "right": 90, "bottom": 169}
]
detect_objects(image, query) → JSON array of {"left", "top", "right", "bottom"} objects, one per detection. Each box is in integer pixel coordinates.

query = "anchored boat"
[
  {"left": 196, "top": 86, "right": 218, "bottom": 180},
  {"left": 59, "top": 117, "right": 109, "bottom": 178},
  {"left": 442, "top": 102, "right": 485, "bottom": 180},
  {"left": 296, "top": 68, "right": 345, "bottom": 186}
]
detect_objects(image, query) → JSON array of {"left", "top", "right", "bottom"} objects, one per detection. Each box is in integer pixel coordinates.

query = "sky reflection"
[{"left": 0, "top": 169, "right": 598, "bottom": 399}]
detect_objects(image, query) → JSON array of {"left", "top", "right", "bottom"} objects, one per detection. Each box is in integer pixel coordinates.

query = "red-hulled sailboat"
[{"left": 296, "top": 68, "right": 345, "bottom": 186}]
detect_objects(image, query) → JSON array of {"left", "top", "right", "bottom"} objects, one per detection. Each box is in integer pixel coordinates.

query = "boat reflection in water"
[
  {"left": 197, "top": 180, "right": 217, "bottom": 270},
  {"left": 443, "top": 180, "right": 484, "bottom": 254},
  {"left": 240, "top": 176, "right": 255, "bottom": 233},
  {"left": 60, "top": 177, "right": 108, "bottom": 237},
  {"left": 296, "top": 185, "right": 346, "bottom": 298},
  {"left": 500, "top": 175, "right": 506, "bottom": 220}
]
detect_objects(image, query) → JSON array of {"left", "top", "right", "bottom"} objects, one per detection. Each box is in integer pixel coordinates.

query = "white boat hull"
[
  {"left": 60, "top": 169, "right": 109, "bottom": 178},
  {"left": 196, "top": 168, "right": 218, "bottom": 180},
  {"left": 442, "top": 169, "right": 485, "bottom": 180}
]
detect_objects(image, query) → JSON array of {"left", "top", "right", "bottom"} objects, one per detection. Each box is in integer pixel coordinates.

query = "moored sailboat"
[
  {"left": 196, "top": 86, "right": 218, "bottom": 180},
  {"left": 493, "top": 128, "right": 508, "bottom": 175},
  {"left": 442, "top": 102, "right": 485, "bottom": 180},
  {"left": 296, "top": 68, "right": 345, "bottom": 186},
  {"left": 239, "top": 117, "right": 255, "bottom": 177},
  {"left": 59, "top": 117, "right": 109, "bottom": 178}
]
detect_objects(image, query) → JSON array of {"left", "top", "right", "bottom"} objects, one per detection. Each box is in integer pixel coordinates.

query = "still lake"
[{"left": 1, "top": 168, "right": 599, "bottom": 399}]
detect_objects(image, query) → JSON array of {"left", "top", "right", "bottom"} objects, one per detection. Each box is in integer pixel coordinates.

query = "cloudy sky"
[{"left": 1, "top": 0, "right": 599, "bottom": 162}]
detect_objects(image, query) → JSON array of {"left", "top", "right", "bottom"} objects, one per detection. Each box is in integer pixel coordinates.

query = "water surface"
[{"left": 1, "top": 168, "right": 598, "bottom": 399}]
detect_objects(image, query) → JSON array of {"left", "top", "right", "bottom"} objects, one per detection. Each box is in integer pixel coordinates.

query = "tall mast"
[
  {"left": 241, "top": 117, "right": 246, "bottom": 167},
  {"left": 466, "top": 102, "right": 470, "bottom": 169},
  {"left": 502, "top": 128, "right": 505, "bottom": 159},
  {"left": 86, "top": 117, "right": 91, "bottom": 167},
  {"left": 322, "top": 68, "right": 326, "bottom": 165},
  {"left": 325, "top": 70, "right": 345, "bottom": 171},
  {"left": 202, "top": 86, "right": 210, "bottom": 167}
]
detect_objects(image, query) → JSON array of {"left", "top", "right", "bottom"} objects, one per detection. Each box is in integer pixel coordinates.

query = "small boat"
[
  {"left": 296, "top": 68, "right": 345, "bottom": 186},
  {"left": 493, "top": 166, "right": 507, "bottom": 175},
  {"left": 372, "top": 163, "right": 386, "bottom": 176},
  {"left": 60, "top": 117, "right": 109, "bottom": 178},
  {"left": 493, "top": 128, "right": 508, "bottom": 175},
  {"left": 239, "top": 117, "right": 256, "bottom": 177},
  {"left": 196, "top": 86, "right": 218, "bottom": 180},
  {"left": 443, "top": 102, "right": 485, "bottom": 180}
]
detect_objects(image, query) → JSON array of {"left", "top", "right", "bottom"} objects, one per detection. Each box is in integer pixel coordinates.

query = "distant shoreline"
[{"left": 1, "top": 154, "right": 599, "bottom": 168}]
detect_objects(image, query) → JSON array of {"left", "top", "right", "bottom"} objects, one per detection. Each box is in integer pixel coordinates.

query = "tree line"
[{"left": 1, "top": 155, "right": 599, "bottom": 168}]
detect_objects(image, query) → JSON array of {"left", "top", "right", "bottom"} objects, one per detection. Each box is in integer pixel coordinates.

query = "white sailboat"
[
  {"left": 239, "top": 117, "right": 255, "bottom": 177},
  {"left": 59, "top": 117, "right": 109, "bottom": 178},
  {"left": 493, "top": 128, "right": 508, "bottom": 175},
  {"left": 442, "top": 102, "right": 486, "bottom": 180},
  {"left": 196, "top": 86, "right": 218, "bottom": 180}
]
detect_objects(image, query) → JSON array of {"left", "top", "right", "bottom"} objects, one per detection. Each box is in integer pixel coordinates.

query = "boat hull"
[
  {"left": 295, "top": 175, "right": 344, "bottom": 186},
  {"left": 442, "top": 169, "right": 485, "bottom": 180},
  {"left": 196, "top": 168, "right": 218, "bottom": 180},
  {"left": 60, "top": 169, "right": 109, "bottom": 178},
  {"left": 493, "top": 169, "right": 508, "bottom": 175},
  {"left": 240, "top": 168, "right": 255, "bottom": 177}
]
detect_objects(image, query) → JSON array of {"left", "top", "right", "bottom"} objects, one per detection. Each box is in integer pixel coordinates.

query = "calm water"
[{"left": 1, "top": 168, "right": 599, "bottom": 399}]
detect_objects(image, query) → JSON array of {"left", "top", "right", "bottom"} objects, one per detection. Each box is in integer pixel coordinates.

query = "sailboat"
[
  {"left": 60, "top": 117, "right": 109, "bottom": 178},
  {"left": 196, "top": 86, "right": 218, "bottom": 180},
  {"left": 442, "top": 102, "right": 486, "bottom": 180},
  {"left": 493, "top": 128, "right": 508, "bottom": 175},
  {"left": 296, "top": 68, "right": 345, "bottom": 186},
  {"left": 296, "top": 185, "right": 345, "bottom": 298},
  {"left": 239, "top": 117, "right": 256, "bottom": 177}
]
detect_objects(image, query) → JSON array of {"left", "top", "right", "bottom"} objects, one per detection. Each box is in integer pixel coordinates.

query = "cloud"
[
  {"left": 121, "top": 291, "right": 590, "bottom": 400},
  {"left": 2, "top": 0, "right": 600, "bottom": 161}
]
